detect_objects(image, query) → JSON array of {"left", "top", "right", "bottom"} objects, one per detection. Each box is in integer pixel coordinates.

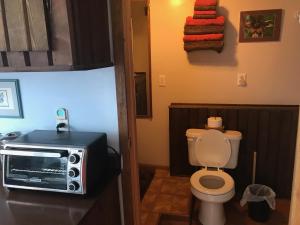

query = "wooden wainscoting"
[{"left": 169, "top": 103, "right": 299, "bottom": 198}]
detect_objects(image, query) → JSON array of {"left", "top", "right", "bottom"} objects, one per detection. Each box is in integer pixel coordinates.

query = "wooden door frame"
[{"left": 110, "top": 0, "right": 141, "bottom": 225}]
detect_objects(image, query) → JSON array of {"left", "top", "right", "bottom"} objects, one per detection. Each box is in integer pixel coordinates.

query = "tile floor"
[
  {"left": 141, "top": 169, "right": 191, "bottom": 225},
  {"left": 141, "top": 169, "right": 291, "bottom": 225}
]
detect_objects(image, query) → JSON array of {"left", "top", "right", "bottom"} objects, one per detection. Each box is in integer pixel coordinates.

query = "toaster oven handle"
[{"left": 0, "top": 150, "right": 65, "bottom": 158}]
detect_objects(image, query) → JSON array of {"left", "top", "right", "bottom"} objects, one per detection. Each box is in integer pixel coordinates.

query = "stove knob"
[
  {"left": 69, "top": 181, "right": 80, "bottom": 191},
  {"left": 69, "top": 168, "right": 79, "bottom": 178},
  {"left": 69, "top": 154, "right": 80, "bottom": 164}
]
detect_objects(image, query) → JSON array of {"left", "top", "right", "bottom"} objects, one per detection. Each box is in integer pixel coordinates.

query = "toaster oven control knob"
[
  {"left": 69, "top": 181, "right": 80, "bottom": 191},
  {"left": 69, "top": 168, "right": 79, "bottom": 178},
  {"left": 69, "top": 154, "right": 80, "bottom": 164}
]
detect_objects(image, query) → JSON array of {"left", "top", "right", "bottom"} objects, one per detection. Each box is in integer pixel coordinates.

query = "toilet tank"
[{"left": 186, "top": 129, "right": 242, "bottom": 169}]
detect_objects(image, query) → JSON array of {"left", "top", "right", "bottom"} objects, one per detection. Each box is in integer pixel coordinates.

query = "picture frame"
[
  {"left": 239, "top": 9, "right": 283, "bottom": 42},
  {"left": 0, "top": 79, "right": 23, "bottom": 118}
]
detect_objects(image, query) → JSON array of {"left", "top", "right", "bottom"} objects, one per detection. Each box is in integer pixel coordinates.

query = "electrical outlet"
[
  {"left": 56, "top": 108, "right": 69, "bottom": 132},
  {"left": 237, "top": 73, "right": 247, "bottom": 87}
]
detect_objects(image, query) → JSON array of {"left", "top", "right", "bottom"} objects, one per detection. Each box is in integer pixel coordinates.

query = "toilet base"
[{"left": 198, "top": 201, "right": 225, "bottom": 225}]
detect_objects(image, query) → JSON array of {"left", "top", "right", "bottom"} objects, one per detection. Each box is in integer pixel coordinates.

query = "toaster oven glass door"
[{"left": 4, "top": 149, "right": 69, "bottom": 190}]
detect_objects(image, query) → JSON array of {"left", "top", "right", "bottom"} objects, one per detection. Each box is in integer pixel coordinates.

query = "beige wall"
[
  {"left": 137, "top": 0, "right": 300, "bottom": 165},
  {"left": 136, "top": 0, "right": 300, "bottom": 224}
]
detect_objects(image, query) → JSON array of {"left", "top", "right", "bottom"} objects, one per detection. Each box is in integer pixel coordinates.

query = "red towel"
[
  {"left": 186, "top": 16, "right": 225, "bottom": 26},
  {"left": 195, "top": 0, "right": 217, "bottom": 6},
  {"left": 194, "top": 10, "right": 216, "bottom": 15},
  {"left": 183, "top": 34, "right": 224, "bottom": 42}
]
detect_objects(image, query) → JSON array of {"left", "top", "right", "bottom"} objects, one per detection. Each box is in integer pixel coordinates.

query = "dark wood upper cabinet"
[{"left": 0, "top": 0, "right": 113, "bottom": 71}]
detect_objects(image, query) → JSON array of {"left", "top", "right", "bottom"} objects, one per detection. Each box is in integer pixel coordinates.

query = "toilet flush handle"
[
  {"left": 188, "top": 138, "right": 195, "bottom": 142},
  {"left": 194, "top": 137, "right": 202, "bottom": 142}
]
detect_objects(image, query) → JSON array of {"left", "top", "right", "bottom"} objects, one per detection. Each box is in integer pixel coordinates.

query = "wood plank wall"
[
  {"left": 3, "top": 0, "right": 49, "bottom": 51},
  {"left": 0, "top": 0, "right": 51, "bottom": 69},
  {"left": 169, "top": 103, "right": 299, "bottom": 198},
  {"left": 70, "top": 0, "right": 112, "bottom": 67},
  {"left": 0, "top": 0, "right": 112, "bottom": 71}
]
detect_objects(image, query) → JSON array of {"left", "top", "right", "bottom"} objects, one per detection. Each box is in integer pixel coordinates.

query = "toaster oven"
[{"left": 0, "top": 130, "right": 108, "bottom": 195}]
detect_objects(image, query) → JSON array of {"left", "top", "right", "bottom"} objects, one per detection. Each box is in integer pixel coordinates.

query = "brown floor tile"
[
  {"left": 144, "top": 169, "right": 291, "bottom": 225},
  {"left": 224, "top": 198, "right": 290, "bottom": 225},
  {"left": 155, "top": 169, "right": 170, "bottom": 178},
  {"left": 276, "top": 198, "right": 290, "bottom": 217},
  {"left": 145, "top": 212, "right": 161, "bottom": 225},
  {"left": 142, "top": 191, "right": 158, "bottom": 211},
  {"left": 159, "top": 214, "right": 191, "bottom": 225},
  {"left": 171, "top": 195, "right": 190, "bottom": 216},
  {"left": 172, "top": 176, "right": 190, "bottom": 182},
  {"left": 141, "top": 211, "right": 149, "bottom": 225},
  {"left": 148, "top": 178, "right": 164, "bottom": 194},
  {"left": 175, "top": 181, "right": 191, "bottom": 197},
  {"left": 161, "top": 180, "right": 178, "bottom": 195},
  {"left": 153, "top": 194, "right": 173, "bottom": 213}
]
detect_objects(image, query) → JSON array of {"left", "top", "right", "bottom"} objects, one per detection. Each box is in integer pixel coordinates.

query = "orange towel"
[
  {"left": 185, "top": 16, "right": 225, "bottom": 26},
  {"left": 194, "top": 10, "right": 216, "bottom": 15},
  {"left": 183, "top": 34, "right": 224, "bottom": 42},
  {"left": 195, "top": 0, "right": 217, "bottom": 6}
]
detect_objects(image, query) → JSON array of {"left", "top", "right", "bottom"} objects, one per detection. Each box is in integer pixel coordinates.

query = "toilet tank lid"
[
  {"left": 186, "top": 129, "right": 205, "bottom": 138},
  {"left": 224, "top": 130, "right": 242, "bottom": 140},
  {"left": 186, "top": 129, "right": 242, "bottom": 140}
]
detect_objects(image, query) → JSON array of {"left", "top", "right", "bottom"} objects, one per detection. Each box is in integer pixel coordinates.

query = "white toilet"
[{"left": 186, "top": 128, "right": 242, "bottom": 225}]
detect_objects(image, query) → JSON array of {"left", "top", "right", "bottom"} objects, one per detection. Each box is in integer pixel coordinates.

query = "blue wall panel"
[{"left": 0, "top": 67, "right": 119, "bottom": 149}]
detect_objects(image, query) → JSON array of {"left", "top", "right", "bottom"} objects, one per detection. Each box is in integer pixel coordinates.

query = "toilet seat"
[{"left": 190, "top": 169, "right": 234, "bottom": 196}]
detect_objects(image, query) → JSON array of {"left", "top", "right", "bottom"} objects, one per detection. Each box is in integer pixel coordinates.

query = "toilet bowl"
[
  {"left": 191, "top": 169, "right": 235, "bottom": 225},
  {"left": 186, "top": 128, "right": 242, "bottom": 225}
]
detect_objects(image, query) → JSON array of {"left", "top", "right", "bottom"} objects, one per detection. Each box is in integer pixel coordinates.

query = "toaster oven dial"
[
  {"left": 69, "top": 181, "right": 80, "bottom": 191},
  {"left": 68, "top": 168, "right": 79, "bottom": 178},
  {"left": 69, "top": 154, "right": 80, "bottom": 164}
]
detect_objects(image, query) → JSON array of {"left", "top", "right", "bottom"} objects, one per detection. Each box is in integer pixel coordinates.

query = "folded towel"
[
  {"left": 195, "top": 0, "right": 217, "bottom": 6},
  {"left": 194, "top": 10, "right": 216, "bottom": 15},
  {"left": 193, "top": 10, "right": 216, "bottom": 19},
  {"left": 184, "top": 40, "right": 224, "bottom": 52},
  {"left": 194, "top": 5, "right": 216, "bottom": 11},
  {"left": 184, "top": 25, "right": 224, "bottom": 35},
  {"left": 193, "top": 15, "right": 217, "bottom": 19},
  {"left": 183, "top": 34, "right": 224, "bottom": 42},
  {"left": 186, "top": 16, "right": 225, "bottom": 26}
]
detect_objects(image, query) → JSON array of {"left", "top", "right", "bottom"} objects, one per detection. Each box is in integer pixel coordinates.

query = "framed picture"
[
  {"left": 239, "top": 9, "right": 282, "bottom": 42},
  {"left": 0, "top": 79, "right": 23, "bottom": 118}
]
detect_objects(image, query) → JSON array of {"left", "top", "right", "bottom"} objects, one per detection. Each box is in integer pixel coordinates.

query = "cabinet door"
[{"left": 79, "top": 178, "right": 122, "bottom": 225}]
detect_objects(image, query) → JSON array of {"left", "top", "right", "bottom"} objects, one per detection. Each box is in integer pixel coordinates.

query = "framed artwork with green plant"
[{"left": 239, "top": 9, "right": 282, "bottom": 42}]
